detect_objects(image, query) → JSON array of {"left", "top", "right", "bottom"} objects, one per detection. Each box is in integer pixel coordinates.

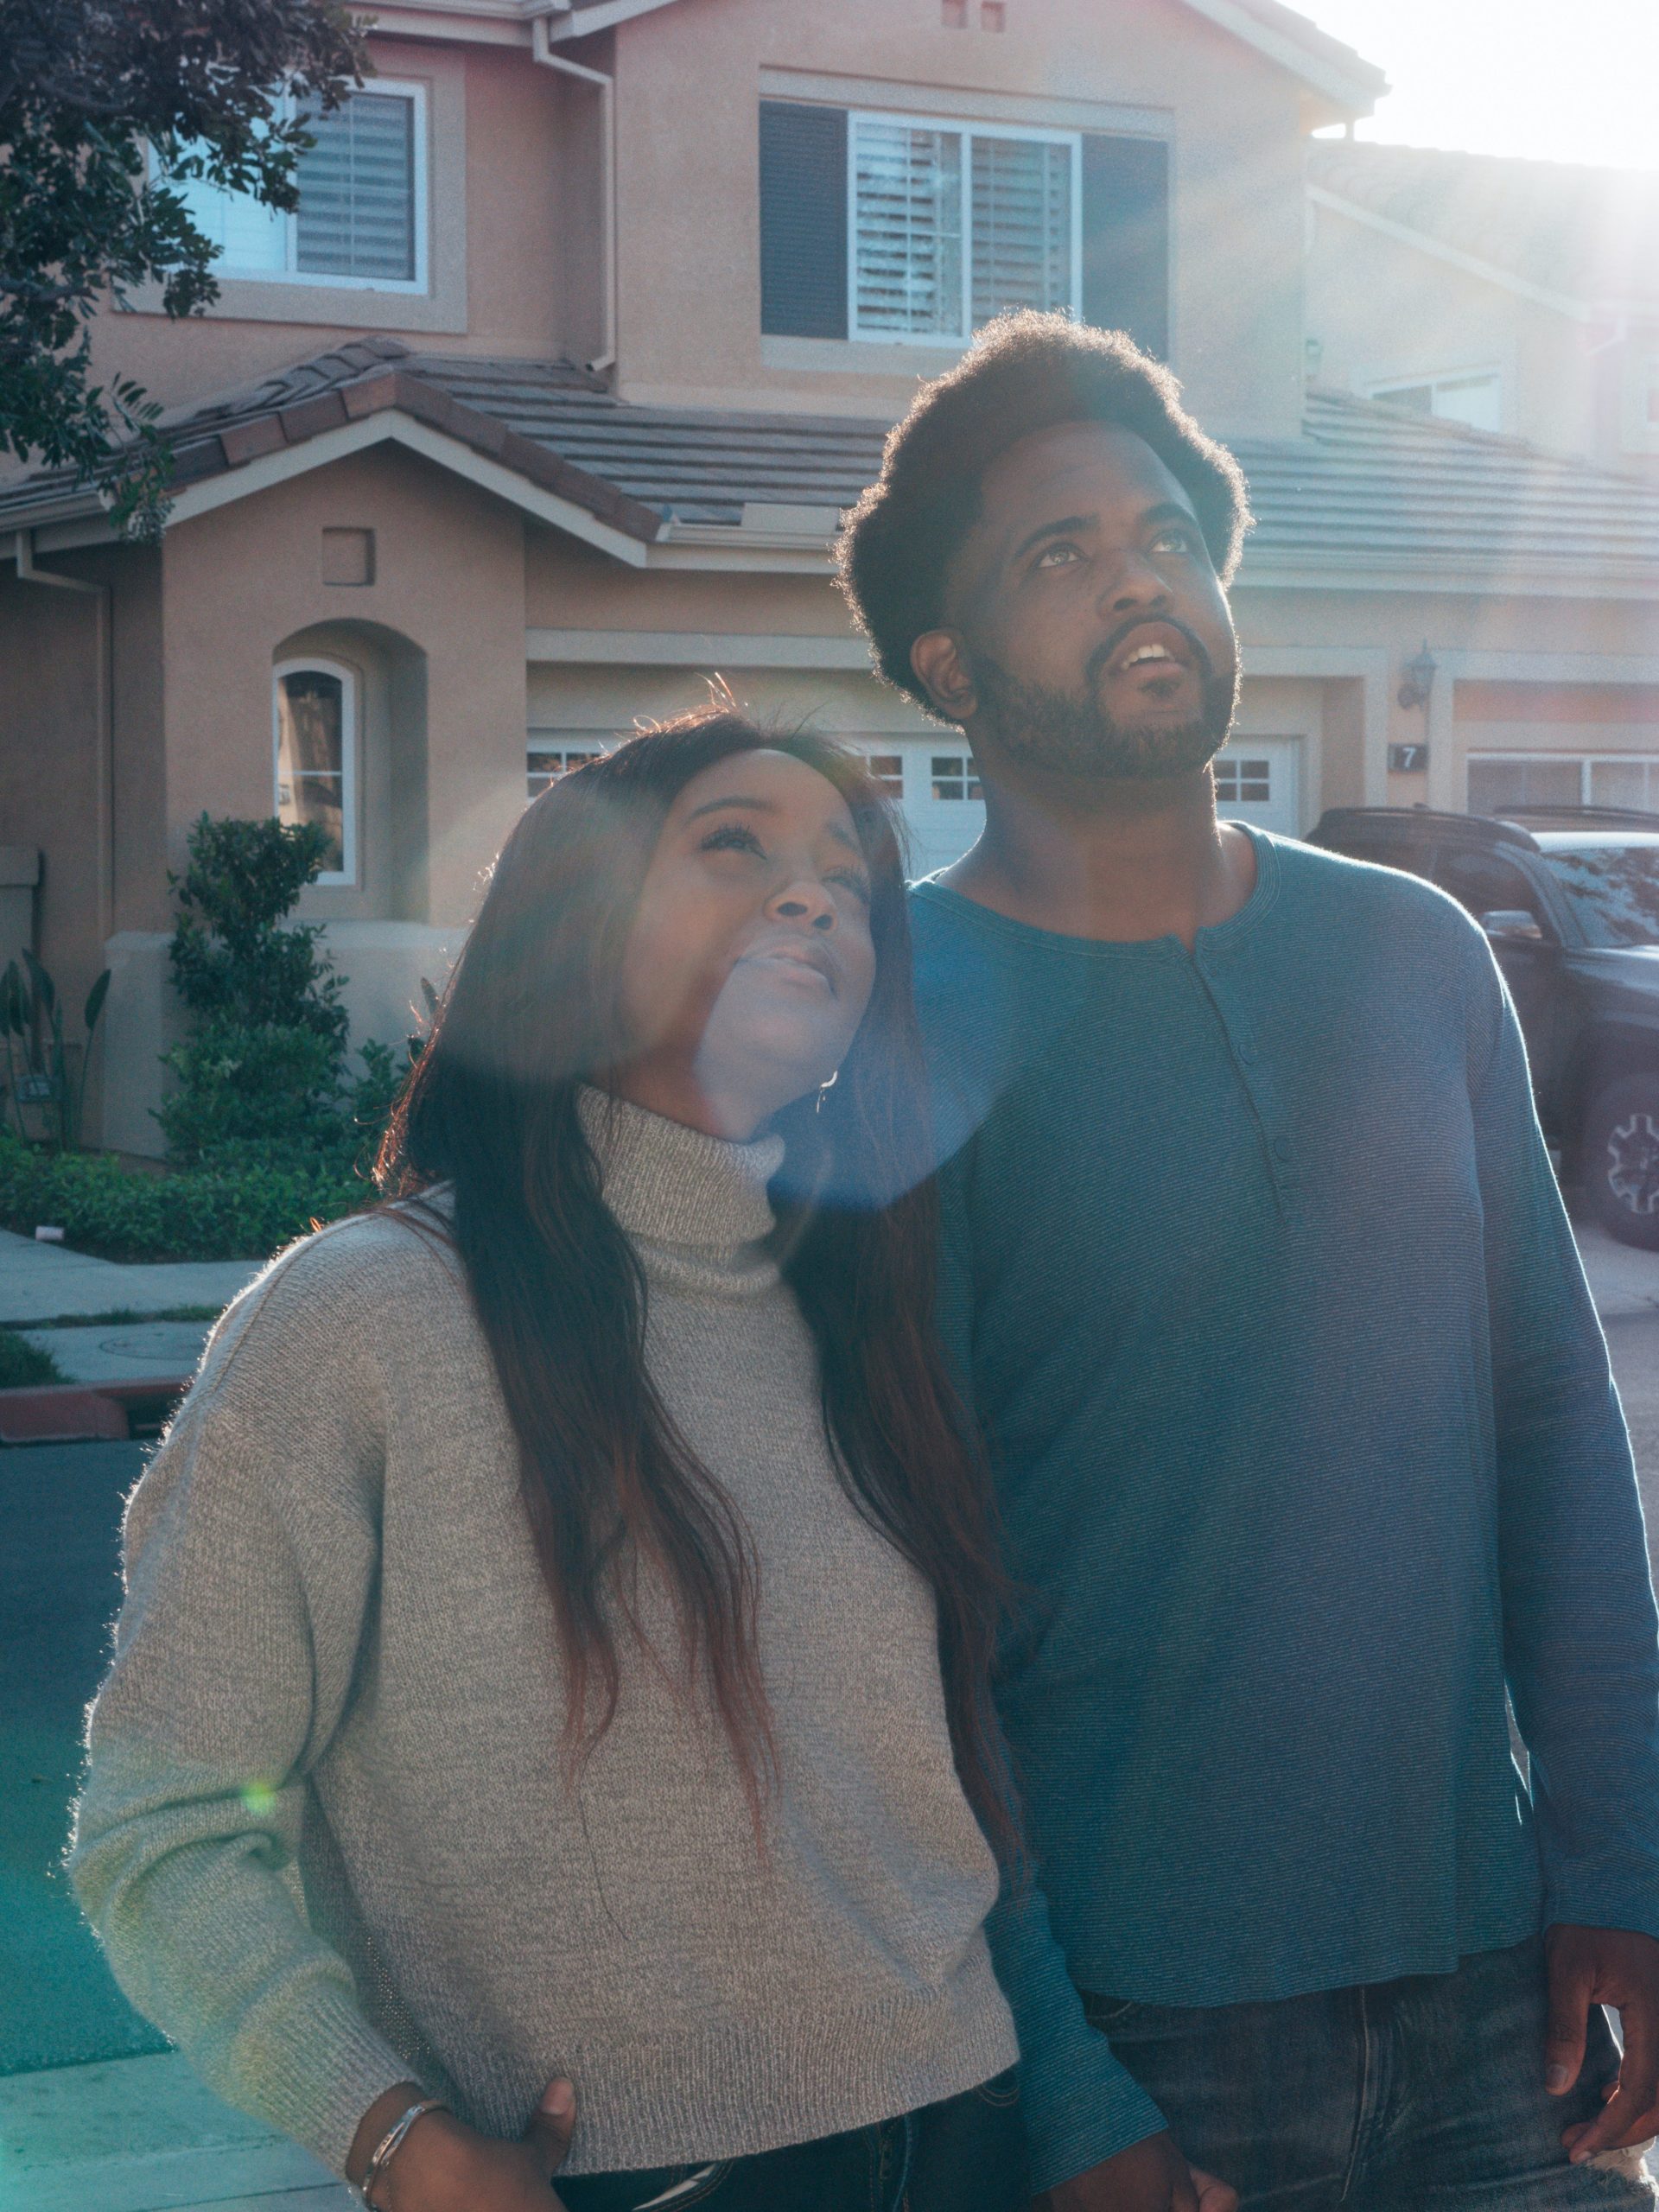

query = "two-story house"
[
  {"left": 1306, "top": 140, "right": 1659, "bottom": 472},
  {"left": 3, "top": 0, "right": 1658, "bottom": 1154}
]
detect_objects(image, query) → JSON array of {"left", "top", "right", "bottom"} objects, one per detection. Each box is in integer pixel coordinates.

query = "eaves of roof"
[
  {"left": 365, "top": 0, "right": 1386, "bottom": 111},
  {"left": 0, "top": 339, "right": 664, "bottom": 553},
  {"left": 1307, "top": 141, "right": 1659, "bottom": 313},
  {"left": 5, "top": 352, "right": 1657, "bottom": 601}
]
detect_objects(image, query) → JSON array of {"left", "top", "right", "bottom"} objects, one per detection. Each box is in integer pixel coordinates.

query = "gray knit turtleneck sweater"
[{"left": 71, "top": 1094, "right": 1016, "bottom": 2178}]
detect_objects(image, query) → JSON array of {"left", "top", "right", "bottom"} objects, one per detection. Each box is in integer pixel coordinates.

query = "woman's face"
[{"left": 614, "top": 748, "right": 879, "bottom": 1139}]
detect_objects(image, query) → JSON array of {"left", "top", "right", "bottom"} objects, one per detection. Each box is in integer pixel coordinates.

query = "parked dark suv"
[{"left": 1306, "top": 805, "right": 1659, "bottom": 1249}]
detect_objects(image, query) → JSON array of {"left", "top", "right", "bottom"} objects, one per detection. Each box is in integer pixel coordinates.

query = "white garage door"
[
  {"left": 849, "top": 734, "right": 1305, "bottom": 874},
  {"left": 1213, "top": 736, "right": 1302, "bottom": 836},
  {"left": 845, "top": 741, "right": 985, "bottom": 879}
]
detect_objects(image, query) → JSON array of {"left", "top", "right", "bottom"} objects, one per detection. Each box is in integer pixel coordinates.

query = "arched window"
[{"left": 274, "top": 658, "right": 358, "bottom": 884}]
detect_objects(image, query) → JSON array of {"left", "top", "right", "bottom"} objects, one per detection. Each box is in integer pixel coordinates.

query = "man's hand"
[
  {"left": 1035, "top": 2130, "right": 1237, "bottom": 2212},
  {"left": 352, "top": 2076, "right": 579, "bottom": 2210},
  {"left": 1545, "top": 1923, "right": 1659, "bottom": 2163}
]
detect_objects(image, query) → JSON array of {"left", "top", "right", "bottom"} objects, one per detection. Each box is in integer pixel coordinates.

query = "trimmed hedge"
[
  {"left": 0, "top": 1134, "right": 375, "bottom": 1262},
  {"left": 0, "top": 1326, "right": 65, "bottom": 1387}
]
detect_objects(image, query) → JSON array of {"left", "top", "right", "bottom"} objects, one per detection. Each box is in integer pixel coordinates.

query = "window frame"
[
  {"left": 163, "top": 79, "right": 430, "bottom": 295},
  {"left": 526, "top": 737, "right": 607, "bottom": 801},
  {"left": 1466, "top": 751, "right": 1659, "bottom": 812},
  {"left": 1368, "top": 365, "right": 1503, "bottom": 433},
  {"left": 274, "top": 657, "right": 359, "bottom": 887},
  {"left": 929, "top": 751, "right": 983, "bottom": 802},
  {"left": 845, "top": 108, "right": 1083, "bottom": 346}
]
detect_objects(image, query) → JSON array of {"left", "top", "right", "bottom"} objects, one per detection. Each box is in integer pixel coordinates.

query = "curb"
[{"left": 0, "top": 1376, "right": 191, "bottom": 1446}]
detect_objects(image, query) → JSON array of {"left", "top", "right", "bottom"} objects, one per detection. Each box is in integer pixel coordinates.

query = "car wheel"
[{"left": 1583, "top": 1073, "right": 1659, "bottom": 1250}]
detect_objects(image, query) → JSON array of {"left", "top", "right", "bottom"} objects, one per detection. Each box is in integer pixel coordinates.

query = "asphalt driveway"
[{"left": 0, "top": 1440, "right": 163, "bottom": 2075}]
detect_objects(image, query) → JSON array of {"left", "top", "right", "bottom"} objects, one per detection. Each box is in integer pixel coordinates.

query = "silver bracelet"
[{"left": 361, "top": 2095, "right": 447, "bottom": 2209}]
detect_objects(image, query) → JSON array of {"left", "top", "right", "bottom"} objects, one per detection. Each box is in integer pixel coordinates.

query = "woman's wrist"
[{"left": 348, "top": 2084, "right": 428, "bottom": 2191}]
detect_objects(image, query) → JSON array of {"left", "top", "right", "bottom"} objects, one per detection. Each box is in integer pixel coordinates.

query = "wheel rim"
[{"left": 1606, "top": 1110, "right": 1659, "bottom": 1217}]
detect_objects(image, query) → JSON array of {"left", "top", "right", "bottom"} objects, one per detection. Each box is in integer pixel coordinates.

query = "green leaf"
[
  {"left": 83, "top": 969, "right": 111, "bottom": 1034},
  {"left": 21, "top": 949, "right": 55, "bottom": 1015},
  {"left": 0, "top": 963, "right": 26, "bottom": 1036}
]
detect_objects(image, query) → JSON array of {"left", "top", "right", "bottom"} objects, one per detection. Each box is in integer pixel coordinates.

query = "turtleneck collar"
[{"left": 577, "top": 1087, "right": 784, "bottom": 1255}]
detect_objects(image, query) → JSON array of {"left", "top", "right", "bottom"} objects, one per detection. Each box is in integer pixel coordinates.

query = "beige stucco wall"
[
  {"left": 82, "top": 30, "right": 596, "bottom": 414},
  {"left": 161, "top": 442, "right": 528, "bottom": 925},
  {"left": 611, "top": 0, "right": 1309, "bottom": 436},
  {"left": 0, "top": 545, "right": 171, "bottom": 1144},
  {"left": 1305, "top": 199, "right": 1657, "bottom": 479},
  {"left": 71, "top": 0, "right": 1322, "bottom": 443}
]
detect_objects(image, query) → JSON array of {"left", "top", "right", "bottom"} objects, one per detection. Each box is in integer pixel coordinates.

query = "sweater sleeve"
[
  {"left": 1471, "top": 947, "right": 1659, "bottom": 1941},
  {"left": 938, "top": 1151, "right": 1167, "bottom": 2190},
  {"left": 984, "top": 1879, "right": 1167, "bottom": 2190},
  {"left": 69, "top": 1246, "right": 421, "bottom": 2175}
]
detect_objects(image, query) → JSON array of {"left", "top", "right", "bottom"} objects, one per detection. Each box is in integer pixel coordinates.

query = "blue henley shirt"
[{"left": 915, "top": 830, "right": 1659, "bottom": 2187}]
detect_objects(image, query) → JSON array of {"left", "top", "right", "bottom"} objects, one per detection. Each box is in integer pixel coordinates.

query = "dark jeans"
[
  {"left": 1084, "top": 1936, "right": 1656, "bottom": 2209},
  {"left": 554, "top": 2068, "right": 1027, "bottom": 2212}
]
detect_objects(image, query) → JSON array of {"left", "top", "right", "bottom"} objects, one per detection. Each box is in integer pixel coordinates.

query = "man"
[{"left": 836, "top": 312, "right": 1659, "bottom": 2211}]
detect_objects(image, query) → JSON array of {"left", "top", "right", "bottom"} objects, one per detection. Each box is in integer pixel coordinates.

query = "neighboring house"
[
  {"left": 3, "top": 0, "right": 1658, "bottom": 1155},
  {"left": 1306, "top": 140, "right": 1659, "bottom": 469}
]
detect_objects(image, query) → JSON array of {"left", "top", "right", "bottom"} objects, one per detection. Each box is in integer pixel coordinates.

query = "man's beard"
[{"left": 969, "top": 624, "right": 1238, "bottom": 780}]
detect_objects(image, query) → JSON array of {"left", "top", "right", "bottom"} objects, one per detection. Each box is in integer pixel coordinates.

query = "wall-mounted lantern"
[{"left": 1397, "top": 643, "right": 1438, "bottom": 713}]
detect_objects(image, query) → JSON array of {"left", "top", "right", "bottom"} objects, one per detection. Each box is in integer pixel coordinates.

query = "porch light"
[{"left": 1397, "top": 643, "right": 1438, "bottom": 713}]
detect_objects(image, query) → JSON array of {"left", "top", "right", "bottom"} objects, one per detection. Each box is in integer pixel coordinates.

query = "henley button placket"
[{"left": 1192, "top": 947, "right": 1300, "bottom": 1216}]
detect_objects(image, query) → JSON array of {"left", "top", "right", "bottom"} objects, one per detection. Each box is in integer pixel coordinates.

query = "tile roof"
[
  {"left": 1308, "top": 141, "right": 1659, "bottom": 308},
  {"left": 5, "top": 343, "right": 1658, "bottom": 588},
  {"left": 1241, "top": 388, "right": 1659, "bottom": 579},
  {"left": 1198, "top": 0, "right": 1387, "bottom": 106}
]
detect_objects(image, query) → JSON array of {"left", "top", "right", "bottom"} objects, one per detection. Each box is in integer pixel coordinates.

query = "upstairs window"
[
  {"left": 274, "top": 660, "right": 357, "bottom": 883},
  {"left": 850, "top": 116, "right": 1075, "bottom": 341},
  {"left": 760, "top": 99, "right": 1167, "bottom": 357},
  {"left": 165, "top": 84, "right": 427, "bottom": 290},
  {"left": 1370, "top": 369, "right": 1502, "bottom": 434}
]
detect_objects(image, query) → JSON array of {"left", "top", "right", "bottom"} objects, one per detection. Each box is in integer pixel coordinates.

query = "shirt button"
[
  {"left": 1238, "top": 1042, "right": 1258, "bottom": 1065},
  {"left": 1272, "top": 1136, "right": 1293, "bottom": 1161}
]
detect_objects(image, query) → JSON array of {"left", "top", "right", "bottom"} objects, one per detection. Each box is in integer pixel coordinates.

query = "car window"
[
  {"left": 1433, "top": 849, "right": 1550, "bottom": 932},
  {"left": 1338, "top": 839, "right": 1438, "bottom": 883},
  {"left": 1540, "top": 846, "right": 1659, "bottom": 950}
]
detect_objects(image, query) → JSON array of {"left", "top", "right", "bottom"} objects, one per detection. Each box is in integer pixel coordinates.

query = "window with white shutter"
[
  {"left": 760, "top": 104, "right": 1166, "bottom": 354},
  {"left": 160, "top": 82, "right": 428, "bottom": 293},
  {"left": 853, "top": 118, "right": 965, "bottom": 340},
  {"left": 295, "top": 92, "right": 416, "bottom": 282},
  {"left": 969, "top": 134, "right": 1074, "bottom": 323},
  {"left": 848, "top": 112, "right": 1078, "bottom": 343}
]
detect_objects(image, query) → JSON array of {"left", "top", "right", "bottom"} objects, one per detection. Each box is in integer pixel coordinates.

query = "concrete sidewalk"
[
  {"left": 1575, "top": 1213, "right": 1659, "bottom": 1321},
  {"left": 0, "top": 1230, "right": 261, "bottom": 1330},
  {"left": 0, "top": 2053, "right": 349, "bottom": 2211}
]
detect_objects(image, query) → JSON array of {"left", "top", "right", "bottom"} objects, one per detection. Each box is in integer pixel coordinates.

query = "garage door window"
[
  {"left": 1470, "top": 755, "right": 1659, "bottom": 814},
  {"left": 527, "top": 739, "right": 606, "bottom": 798},
  {"left": 1214, "top": 756, "right": 1272, "bottom": 806}
]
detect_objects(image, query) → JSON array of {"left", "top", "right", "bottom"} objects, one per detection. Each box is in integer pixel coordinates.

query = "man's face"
[{"left": 913, "top": 421, "right": 1239, "bottom": 780}]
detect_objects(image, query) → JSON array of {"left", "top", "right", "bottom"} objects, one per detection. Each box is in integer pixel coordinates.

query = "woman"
[{"left": 72, "top": 711, "right": 1029, "bottom": 2212}]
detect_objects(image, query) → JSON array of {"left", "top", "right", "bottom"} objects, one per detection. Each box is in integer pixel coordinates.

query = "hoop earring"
[{"left": 816, "top": 1069, "right": 840, "bottom": 1116}]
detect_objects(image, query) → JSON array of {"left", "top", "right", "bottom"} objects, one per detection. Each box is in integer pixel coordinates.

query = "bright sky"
[{"left": 1302, "top": 0, "right": 1659, "bottom": 174}]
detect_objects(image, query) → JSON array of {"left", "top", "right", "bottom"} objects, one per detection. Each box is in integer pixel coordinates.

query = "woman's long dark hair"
[{"left": 379, "top": 709, "right": 1017, "bottom": 1859}]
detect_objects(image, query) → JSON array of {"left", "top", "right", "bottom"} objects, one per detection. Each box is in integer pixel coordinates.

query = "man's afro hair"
[{"left": 836, "top": 311, "right": 1252, "bottom": 714}]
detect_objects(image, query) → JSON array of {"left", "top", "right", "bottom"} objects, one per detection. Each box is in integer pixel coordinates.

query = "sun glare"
[{"left": 1306, "top": 0, "right": 1659, "bottom": 175}]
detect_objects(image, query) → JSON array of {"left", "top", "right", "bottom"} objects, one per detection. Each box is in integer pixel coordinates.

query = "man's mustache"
[{"left": 1085, "top": 616, "right": 1216, "bottom": 691}]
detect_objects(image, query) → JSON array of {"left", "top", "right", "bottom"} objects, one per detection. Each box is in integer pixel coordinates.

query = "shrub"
[
  {"left": 159, "top": 814, "right": 358, "bottom": 1167},
  {"left": 0, "top": 1326, "right": 65, "bottom": 1388},
  {"left": 0, "top": 1131, "right": 372, "bottom": 1262}
]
